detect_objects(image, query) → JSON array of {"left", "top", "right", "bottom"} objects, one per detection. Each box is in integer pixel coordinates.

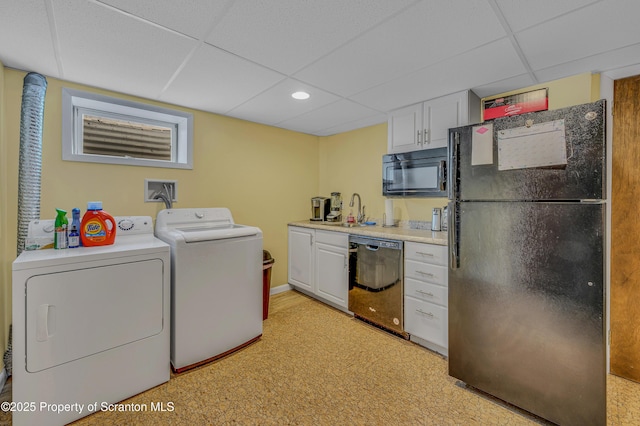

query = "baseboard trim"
[
  {"left": 0, "top": 368, "right": 7, "bottom": 393},
  {"left": 270, "top": 283, "right": 292, "bottom": 296}
]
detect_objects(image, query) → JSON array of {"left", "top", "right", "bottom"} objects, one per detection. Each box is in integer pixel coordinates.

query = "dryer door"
[{"left": 26, "top": 259, "right": 164, "bottom": 372}]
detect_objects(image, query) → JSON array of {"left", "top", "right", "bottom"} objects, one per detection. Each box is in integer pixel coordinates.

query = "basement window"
[{"left": 62, "top": 88, "right": 193, "bottom": 169}]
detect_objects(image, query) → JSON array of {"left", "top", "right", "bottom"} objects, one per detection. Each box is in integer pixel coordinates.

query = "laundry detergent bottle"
[{"left": 80, "top": 201, "right": 116, "bottom": 246}]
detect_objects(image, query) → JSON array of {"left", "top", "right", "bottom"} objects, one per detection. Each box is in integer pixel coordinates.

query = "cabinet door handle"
[
  {"left": 344, "top": 254, "right": 347, "bottom": 269},
  {"left": 416, "top": 289, "right": 434, "bottom": 297},
  {"left": 416, "top": 270, "right": 434, "bottom": 277},
  {"left": 416, "top": 129, "right": 421, "bottom": 144},
  {"left": 416, "top": 309, "right": 434, "bottom": 318},
  {"left": 424, "top": 128, "right": 428, "bottom": 144},
  {"left": 416, "top": 251, "right": 434, "bottom": 257}
]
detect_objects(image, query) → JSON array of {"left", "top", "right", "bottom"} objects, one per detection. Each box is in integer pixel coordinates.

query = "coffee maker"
[
  {"left": 311, "top": 197, "right": 330, "bottom": 221},
  {"left": 326, "top": 192, "right": 342, "bottom": 222}
]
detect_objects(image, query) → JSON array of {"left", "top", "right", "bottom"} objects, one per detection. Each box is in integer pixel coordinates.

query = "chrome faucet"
[{"left": 349, "top": 193, "right": 365, "bottom": 224}]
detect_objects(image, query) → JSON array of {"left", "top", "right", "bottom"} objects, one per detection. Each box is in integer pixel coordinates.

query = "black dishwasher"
[{"left": 348, "top": 235, "right": 406, "bottom": 338}]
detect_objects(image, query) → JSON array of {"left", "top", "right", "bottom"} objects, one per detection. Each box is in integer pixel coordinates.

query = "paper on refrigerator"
[
  {"left": 497, "top": 119, "right": 567, "bottom": 170},
  {"left": 471, "top": 123, "right": 494, "bottom": 166}
]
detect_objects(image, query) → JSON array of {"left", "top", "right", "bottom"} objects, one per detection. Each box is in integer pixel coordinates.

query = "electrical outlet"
[{"left": 145, "top": 179, "right": 178, "bottom": 203}]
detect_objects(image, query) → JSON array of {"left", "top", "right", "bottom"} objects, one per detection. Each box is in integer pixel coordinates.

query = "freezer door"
[
  {"left": 448, "top": 201, "right": 605, "bottom": 426},
  {"left": 450, "top": 100, "right": 605, "bottom": 201}
]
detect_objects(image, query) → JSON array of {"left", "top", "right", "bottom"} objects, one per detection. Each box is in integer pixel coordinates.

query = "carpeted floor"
[{"left": 2, "top": 290, "right": 640, "bottom": 425}]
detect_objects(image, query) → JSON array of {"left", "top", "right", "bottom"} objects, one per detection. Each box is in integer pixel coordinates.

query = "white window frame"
[{"left": 62, "top": 88, "right": 193, "bottom": 169}]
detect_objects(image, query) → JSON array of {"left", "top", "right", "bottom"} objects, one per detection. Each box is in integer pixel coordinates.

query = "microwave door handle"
[{"left": 439, "top": 160, "right": 446, "bottom": 191}]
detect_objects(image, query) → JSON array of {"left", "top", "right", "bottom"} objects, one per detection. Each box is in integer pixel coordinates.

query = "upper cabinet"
[{"left": 388, "top": 90, "right": 480, "bottom": 153}]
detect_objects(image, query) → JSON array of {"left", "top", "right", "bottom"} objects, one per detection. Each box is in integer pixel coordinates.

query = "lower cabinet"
[
  {"left": 288, "top": 226, "right": 349, "bottom": 310},
  {"left": 403, "top": 241, "right": 448, "bottom": 356},
  {"left": 288, "top": 226, "right": 314, "bottom": 291}
]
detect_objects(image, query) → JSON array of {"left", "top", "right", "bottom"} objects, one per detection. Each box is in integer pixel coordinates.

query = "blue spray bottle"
[{"left": 69, "top": 207, "right": 81, "bottom": 248}]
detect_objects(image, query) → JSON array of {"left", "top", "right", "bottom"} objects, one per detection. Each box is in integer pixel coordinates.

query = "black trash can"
[{"left": 262, "top": 250, "right": 275, "bottom": 320}]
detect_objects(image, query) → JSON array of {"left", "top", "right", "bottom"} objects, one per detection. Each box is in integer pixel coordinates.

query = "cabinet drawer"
[
  {"left": 404, "top": 297, "right": 447, "bottom": 348},
  {"left": 315, "top": 229, "right": 348, "bottom": 247},
  {"left": 405, "top": 242, "right": 447, "bottom": 266},
  {"left": 405, "top": 278, "right": 447, "bottom": 307},
  {"left": 405, "top": 259, "right": 447, "bottom": 286}
]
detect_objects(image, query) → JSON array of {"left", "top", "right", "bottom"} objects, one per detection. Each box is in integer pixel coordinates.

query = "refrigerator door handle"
[
  {"left": 448, "top": 131, "right": 459, "bottom": 200},
  {"left": 448, "top": 201, "right": 458, "bottom": 269}
]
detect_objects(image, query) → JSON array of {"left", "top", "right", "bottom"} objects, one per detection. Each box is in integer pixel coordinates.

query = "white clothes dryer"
[
  {"left": 155, "top": 208, "right": 262, "bottom": 373},
  {"left": 12, "top": 216, "right": 170, "bottom": 426}
]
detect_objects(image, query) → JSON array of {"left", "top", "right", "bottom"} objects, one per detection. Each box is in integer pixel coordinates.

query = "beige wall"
[{"left": 0, "top": 69, "right": 320, "bottom": 365}]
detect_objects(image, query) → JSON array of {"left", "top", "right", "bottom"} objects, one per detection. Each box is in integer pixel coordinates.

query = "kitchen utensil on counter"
[
  {"left": 383, "top": 199, "right": 396, "bottom": 227},
  {"left": 326, "top": 192, "right": 342, "bottom": 222},
  {"left": 431, "top": 208, "right": 441, "bottom": 231},
  {"left": 311, "top": 197, "right": 330, "bottom": 221}
]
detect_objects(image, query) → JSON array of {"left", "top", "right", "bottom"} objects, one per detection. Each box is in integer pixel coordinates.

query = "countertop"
[{"left": 289, "top": 220, "right": 448, "bottom": 246}]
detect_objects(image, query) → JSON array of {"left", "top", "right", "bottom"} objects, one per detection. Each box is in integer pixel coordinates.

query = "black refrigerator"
[{"left": 447, "top": 100, "right": 606, "bottom": 426}]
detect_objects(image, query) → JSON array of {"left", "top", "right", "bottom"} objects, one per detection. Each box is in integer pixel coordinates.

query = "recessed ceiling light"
[{"left": 291, "top": 91, "right": 310, "bottom": 100}]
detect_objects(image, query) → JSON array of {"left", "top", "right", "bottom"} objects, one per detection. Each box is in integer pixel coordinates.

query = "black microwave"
[{"left": 382, "top": 148, "right": 447, "bottom": 197}]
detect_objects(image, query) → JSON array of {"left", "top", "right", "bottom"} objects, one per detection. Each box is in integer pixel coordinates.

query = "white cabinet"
[
  {"left": 288, "top": 226, "right": 314, "bottom": 292},
  {"left": 387, "top": 103, "right": 423, "bottom": 153},
  {"left": 288, "top": 226, "right": 349, "bottom": 310},
  {"left": 403, "top": 241, "right": 449, "bottom": 356},
  {"left": 315, "top": 230, "right": 349, "bottom": 307},
  {"left": 388, "top": 90, "right": 480, "bottom": 153}
]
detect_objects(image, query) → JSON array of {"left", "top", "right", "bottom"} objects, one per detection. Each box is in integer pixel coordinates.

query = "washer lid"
[{"left": 174, "top": 224, "right": 260, "bottom": 242}]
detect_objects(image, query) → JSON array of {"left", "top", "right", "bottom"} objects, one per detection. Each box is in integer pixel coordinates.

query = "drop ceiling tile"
[
  {"left": 226, "top": 79, "right": 340, "bottom": 126},
  {"left": 53, "top": 0, "right": 196, "bottom": 99},
  {"left": 315, "top": 113, "right": 387, "bottom": 137},
  {"left": 204, "top": 0, "right": 416, "bottom": 75},
  {"left": 160, "top": 43, "right": 285, "bottom": 114},
  {"left": 352, "top": 37, "right": 526, "bottom": 112},
  {"left": 517, "top": 0, "right": 640, "bottom": 71},
  {"left": 495, "top": 0, "right": 600, "bottom": 32},
  {"left": 294, "top": 0, "right": 505, "bottom": 97},
  {"left": 0, "top": 0, "right": 59, "bottom": 77},
  {"left": 534, "top": 42, "right": 640, "bottom": 83},
  {"left": 278, "top": 100, "right": 381, "bottom": 135},
  {"left": 97, "top": 0, "right": 232, "bottom": 39},
  {"left": 471, "top": 74, "right": 537, "bottom": 99},
  {"left": 601, "top": 62, "right": 640, "bottom": 81}
]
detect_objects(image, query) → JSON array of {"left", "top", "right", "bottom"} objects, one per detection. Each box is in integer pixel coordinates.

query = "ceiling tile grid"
[
  {"left": 225, "top": 78, "right": 341, "bottom": 127},
  {"left": 351, "top": 37, "right": 526, "bottom": 111},
  {"left": 0, "top": 0, "right": 638, "bottom": 136},
  {"left": 52, "top": 0, "right": 197, "bottom": 99},
  {"left": 277, "top": 99, "right": 382, "bottom": 135},
  {"left": 514, "top": 0, "right": 640, "bottom": 71},
  {"left": 96, "top": 0, "right": 233, "bottom": 40},
  {"left": 0, "top": 0, "right": 59, "bottom": 78},
  {"left": 159, "top": 43, "right": 286, "bottom": 114},
  {"left": 293, "top": 0, "right": 507, "bottom": 98},
  {"left": 494, "top": 0, "right": 601, "bottom": 32},
  {"left": 204, "top": 0, "right": 417, "bottom": 75}
]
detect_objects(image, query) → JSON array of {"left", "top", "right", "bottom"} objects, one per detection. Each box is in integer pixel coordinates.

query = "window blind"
[{"left": 82, "top": 115, "right": 172, "bottom": 161}]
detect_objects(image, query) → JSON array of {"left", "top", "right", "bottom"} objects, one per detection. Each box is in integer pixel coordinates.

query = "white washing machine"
[
  {"left": 12, "top": 216, "right": 170, "bottom": 426},
  {"left": 155, "top": 208, "right": 262, "bottom": 373}
]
